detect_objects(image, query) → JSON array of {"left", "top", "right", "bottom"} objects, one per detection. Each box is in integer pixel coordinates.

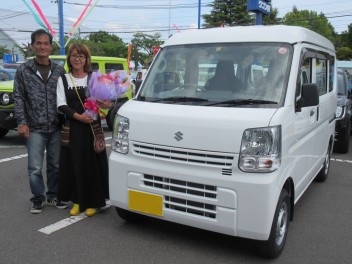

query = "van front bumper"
[{"left": 109, "top": 149, "right": 281, "bottom": 241}]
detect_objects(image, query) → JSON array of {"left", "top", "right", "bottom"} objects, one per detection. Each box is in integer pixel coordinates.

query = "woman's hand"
[
  {"left": 96, "top": 99, "right": 113, "bottom": 109},
  {"left": 73, "top": 113, "right": 93, "bottom": 124}
]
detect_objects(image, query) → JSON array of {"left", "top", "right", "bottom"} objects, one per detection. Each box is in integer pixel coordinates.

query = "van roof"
[{"left": 163, "top": 25, "right": 335, "bottom": 51}]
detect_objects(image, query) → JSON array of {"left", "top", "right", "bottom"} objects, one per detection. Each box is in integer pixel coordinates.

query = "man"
[{"left": 14, "top": 29, "right": 68, "bottom": 214}]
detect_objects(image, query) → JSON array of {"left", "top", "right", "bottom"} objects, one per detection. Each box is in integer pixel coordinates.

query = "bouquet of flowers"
[
  {"left": 84, "top": 70, "right": 131, "bottom": 120},
  {"left": 88, "top": 70, "right": 130, "bottom": 101}
]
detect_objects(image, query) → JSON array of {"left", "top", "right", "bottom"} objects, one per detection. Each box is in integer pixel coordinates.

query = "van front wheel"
[{"left": 256, "top": 189, "right": 290, "bottom": 259}]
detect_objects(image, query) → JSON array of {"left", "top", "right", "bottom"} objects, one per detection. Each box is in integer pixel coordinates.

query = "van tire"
[
  {"left": 0, "top": 128, "right": 9, "bottom": 138},
  {"left": 115, "top": 207, "right": 140, "bottom": 222},
  {"left": 334, "top": 122, "right": 350, "bottom": 153},
  {"left": 256, "top": 189, "right": 290, "bottom": 259},
  {"left": 106, "top": 101, "right": 125, "bottom": 131},
  {"left": 315, "top": 142, "right": 332, "bottom": 182}
]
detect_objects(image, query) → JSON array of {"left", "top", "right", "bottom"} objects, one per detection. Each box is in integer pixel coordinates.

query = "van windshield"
[{"left": 138, "top": 43, "right": 292, "bottom": 107}]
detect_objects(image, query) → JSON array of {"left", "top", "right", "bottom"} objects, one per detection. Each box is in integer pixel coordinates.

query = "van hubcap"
[{"left": 275, "top": 202, "right": 288, "bottom": 246}]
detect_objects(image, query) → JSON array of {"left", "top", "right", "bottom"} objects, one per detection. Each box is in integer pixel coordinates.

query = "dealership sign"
[{"left": 247, "top": 0, "right": 271, "bottom": 15}]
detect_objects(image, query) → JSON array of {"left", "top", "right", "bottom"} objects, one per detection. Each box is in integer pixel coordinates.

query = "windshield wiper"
[
  {"left": 207, "top": 99, "right": 278, "bottom": 106},
  {"left": 151, "top": 97, "right": 209, "bottom": 102}
]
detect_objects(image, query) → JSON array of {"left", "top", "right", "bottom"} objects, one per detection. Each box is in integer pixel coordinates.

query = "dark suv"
[{"left": 334, "top": 69, "right": 352, "bottom": 153}]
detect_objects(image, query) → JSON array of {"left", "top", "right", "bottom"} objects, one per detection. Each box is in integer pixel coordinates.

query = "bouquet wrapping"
[
  {"left": 84, "top": 70, "right": 131, "bottom": 120},
  {"left": 88, "top": 70, "right": 130, "bottom": 101}
]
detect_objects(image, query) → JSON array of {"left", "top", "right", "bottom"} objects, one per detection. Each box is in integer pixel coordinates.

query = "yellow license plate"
[{"left": 128, "top": 190, "right": 163, "bottom": 217}]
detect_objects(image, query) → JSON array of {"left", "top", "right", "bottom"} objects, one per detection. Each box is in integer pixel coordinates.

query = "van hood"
[{"left": 119, "top": 101, "right": 278, "bottom": 153}]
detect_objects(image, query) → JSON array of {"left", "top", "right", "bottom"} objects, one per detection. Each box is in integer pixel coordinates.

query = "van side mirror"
[{"left": 296, "top": 83, "right": 319, "bottom": 112}]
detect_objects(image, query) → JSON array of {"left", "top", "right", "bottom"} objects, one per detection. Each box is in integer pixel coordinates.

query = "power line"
[{"left": 63, "top": 1, "right": 212, "bottom": 9}]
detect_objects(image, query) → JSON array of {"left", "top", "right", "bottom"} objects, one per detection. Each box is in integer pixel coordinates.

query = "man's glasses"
[{"left": 70, "top": 54, "right": 86, "bottom": 61}]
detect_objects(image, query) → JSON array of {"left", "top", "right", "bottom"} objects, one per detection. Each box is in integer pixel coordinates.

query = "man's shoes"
[
  {"left": 47, "top": 197, "right": 69, "bottom": 209},
  {"left": 30, "top": 201, "right": 43, "bottom": 214},
  {"left": 70, "top": 203, "right": 80, "bottom": 216}
]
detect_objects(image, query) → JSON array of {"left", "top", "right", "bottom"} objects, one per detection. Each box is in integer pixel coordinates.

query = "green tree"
[
  {"left": 340, "top": 23, "right": 352, "bottom": 48},
  {"left": 87, "top": 31, "right": 123, "bottom": 43},
  {"left": 84, "top": 31, "right": 128, "bottom": 57},
  {"left": 282, "top": 6, "right": 335, "bottom": 42},
  {"left": 336, "top": 47, "right": 352, "bottom": 60},
  {"left": 130, "top": 32, "right": 164, "bottom": 68},
  {"left": 202, "top": 0, "right": 254, "bottom": 28},
  {"left": 263, "top": 7, "right": 281, "bottom": 25},
  {"left": 0, "top": 45, "right": 10, "bottom": 56}
]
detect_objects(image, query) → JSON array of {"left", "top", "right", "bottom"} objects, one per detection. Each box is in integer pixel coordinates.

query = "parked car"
[
  {"left": 337, "top": 60, "right": 352, "bottom": 90},
  {"left": 334, "top": 68, "right": 352, "bottom": 153},
  {"left": 0, "top": 68, "right": 16, "bottom": 81}
]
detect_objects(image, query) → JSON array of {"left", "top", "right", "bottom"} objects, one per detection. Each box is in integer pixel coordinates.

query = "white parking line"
[
  {"left": 0, "top": 137, "right": 112, "bottom": 164},
  {"left": 38, "top": 201, "right": 111, "bottom": 235},
  {"left": 0, "top": 154, "right": 28, "bottom": 163},
  {"left": 330, "top": 158, "right": 352, "bottom": 163}
]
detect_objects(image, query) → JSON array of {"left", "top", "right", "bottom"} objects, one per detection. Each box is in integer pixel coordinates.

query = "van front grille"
[
  {"left": 142, "top": 175, "right": 218, "bottom": 219},
  {"left": 165, "top": 196, "right": 216, "bottom": 219},
  {"left": 133, "top": 142, "right": 234, "bottom": 167},
  {"left": 143, "top": 175, "right": 217, "bottom": 199}
]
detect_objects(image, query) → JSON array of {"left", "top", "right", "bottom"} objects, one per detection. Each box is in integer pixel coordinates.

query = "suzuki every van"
[{"left": 109, "top": 26, "right": 337, "bottom": 258}]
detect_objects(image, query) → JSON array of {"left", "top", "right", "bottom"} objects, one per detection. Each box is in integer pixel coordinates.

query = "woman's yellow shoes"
[
  {"left": 85, "top": 208, "right": 97, "bottom": 217},
  {"left": 70, "top": 203, "right": 80, "bottom": 216},
  {"left": 70, "top": 204, "right": 97, "bottom": 217}
]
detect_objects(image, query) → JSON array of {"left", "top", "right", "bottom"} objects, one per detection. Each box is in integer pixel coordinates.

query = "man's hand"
[{"left": 18, "top": 124, "right": 30, "bottom": 139}]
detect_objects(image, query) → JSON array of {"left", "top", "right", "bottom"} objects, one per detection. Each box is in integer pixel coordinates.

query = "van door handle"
[{"left": 310, "top": 110, "right": 315, "bottom": 116}]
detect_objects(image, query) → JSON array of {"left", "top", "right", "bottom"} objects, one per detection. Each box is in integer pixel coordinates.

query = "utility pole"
[
  {"left": 198, "top": 0, "right": 201, "bottom": 29},
  {"left": 168, "top": 0, "right": 171, "bottom": 37},
  {"left": 58, "top": 0, "right": 65, "bottom": 55}
]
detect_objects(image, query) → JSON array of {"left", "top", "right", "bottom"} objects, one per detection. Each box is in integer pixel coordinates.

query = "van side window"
[
  {"left": 329, "top": 57, "right": 334, "bottom": 92},
  {"left": 316, "top": 58, "right": 327, "bottom": 95},
  {"left": 296, "top": 57, "right": 312, "bottom": 98}
]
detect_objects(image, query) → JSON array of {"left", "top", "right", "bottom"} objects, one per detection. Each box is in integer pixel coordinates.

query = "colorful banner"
[
  {"left": 66, "top": 0, "right": 100, "bottom": 47},
  {"left": 70, "top": 0, "right": 92, "bottom": 36},
  {"left": 21, "top": 0, "right": 47, "bottom": 31},
  {"left": 127, "top": 43, "right": 132, "bottom": 72},
  {"left": 69, "top": 0, "right": 100, "bottom": 36},
  {"left": 173, "top": 23, "right": 180, "bottom": 33},
  {"left": 31, "top": 0, "right": 55, "bottom": 35}
]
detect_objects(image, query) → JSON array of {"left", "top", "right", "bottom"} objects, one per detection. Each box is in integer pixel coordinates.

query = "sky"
[{"left": 0, "top": 0, "right": 351, "bottom": 45}]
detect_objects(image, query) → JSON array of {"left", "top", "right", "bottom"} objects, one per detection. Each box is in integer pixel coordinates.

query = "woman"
[{"left": 56, "top": 43, "right": 109, "bottom": 217}]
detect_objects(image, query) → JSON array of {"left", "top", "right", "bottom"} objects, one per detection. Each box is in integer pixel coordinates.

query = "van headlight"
[
  {"left": 239, "top": 126, "right": 281, "bottom": 172},
  {"left": 112, "top": 115, "right": 129, "bottom": 154},
  {"left": 335, "top": 105, "right": 345, "bottom": 120}
]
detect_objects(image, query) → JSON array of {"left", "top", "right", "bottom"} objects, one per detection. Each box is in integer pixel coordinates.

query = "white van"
[{"left": 109, "top": 26, "right": 337, "bottom": 258}]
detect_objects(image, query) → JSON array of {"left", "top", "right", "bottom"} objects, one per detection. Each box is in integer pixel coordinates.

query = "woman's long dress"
[{"left": 58, "top": 74, "right": 109, "bottom": 211}]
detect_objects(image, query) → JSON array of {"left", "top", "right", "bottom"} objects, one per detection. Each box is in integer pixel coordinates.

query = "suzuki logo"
[{"left": 174, "top": 131, "right": 184, "bottom": 141}]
